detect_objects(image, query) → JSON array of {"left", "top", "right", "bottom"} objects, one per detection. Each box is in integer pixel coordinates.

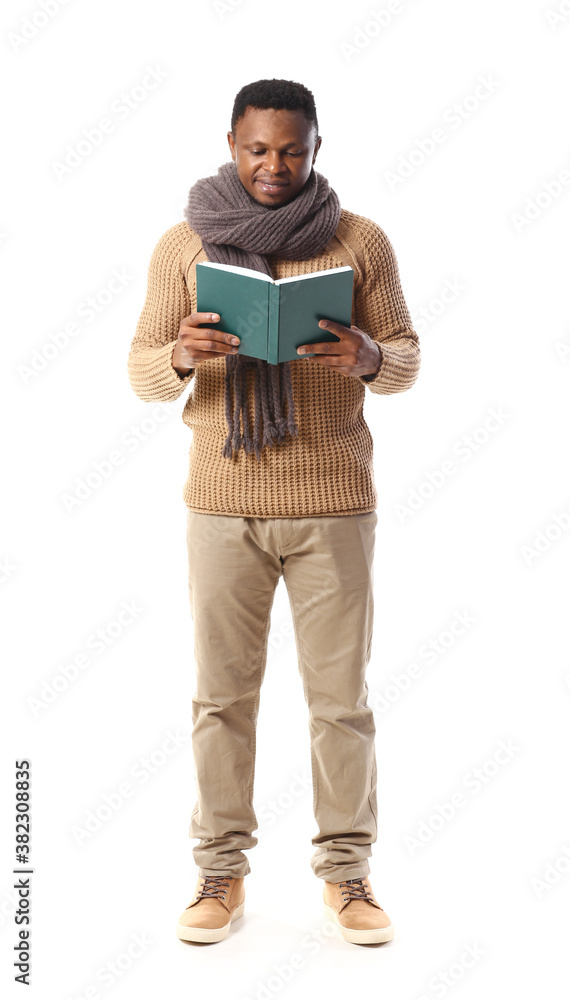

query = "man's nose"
[{"left": 264, "top": 153, "right": 286, "bottom": 171}]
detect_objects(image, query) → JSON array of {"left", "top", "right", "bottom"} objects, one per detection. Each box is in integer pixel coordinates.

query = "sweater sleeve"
[
  {"left": 353, "top": 220, "right": 421, "bottom": 394},
  {"left": 127, "top": 225, "right": 196, "bottom": 402}
]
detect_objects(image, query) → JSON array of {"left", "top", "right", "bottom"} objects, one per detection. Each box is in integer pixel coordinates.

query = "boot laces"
[
  {"left": 196, "top": 875, "right": 231, "bottom": 900},
  {"left": 338, "top": 878, "right": 375, "bottom": 903}
]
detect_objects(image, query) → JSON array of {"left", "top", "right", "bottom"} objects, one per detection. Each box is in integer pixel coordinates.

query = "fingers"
[
  {"left": 296, "top": 344, "right": 353, "bottom": 370},
  {"left": 302, "top": 356, "right": 351, "bottom": 368},
  {"left": 296, "top": 342, "right": 343, "bottom": 356},
  {"left": 180, "top": 312, "right": 240, "bottom": 361},
  {"left": 183, "top": 311, "right": 225, "bottom": 329}
]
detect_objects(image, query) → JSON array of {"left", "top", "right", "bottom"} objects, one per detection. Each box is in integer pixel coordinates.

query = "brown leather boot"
[
  {"left": 176, "top": 874, "right": 246, "bottom": 943},
  {"left": 323, "top": 876, "right": 394, "bottom": 944}
]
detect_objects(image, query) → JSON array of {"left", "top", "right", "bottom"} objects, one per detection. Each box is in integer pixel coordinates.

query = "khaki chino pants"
[{"left": 186, "top": 509, "right": 379, "bottom": 883}]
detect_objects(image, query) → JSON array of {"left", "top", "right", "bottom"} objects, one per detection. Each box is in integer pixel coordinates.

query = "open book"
[{"left": 195, "top": 261, "right": 355, "bottom": 364}]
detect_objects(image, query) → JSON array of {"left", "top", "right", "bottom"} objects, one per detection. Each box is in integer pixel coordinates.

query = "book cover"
[{"left": 195, "top": 261, "right": 355, "bottom": 364}]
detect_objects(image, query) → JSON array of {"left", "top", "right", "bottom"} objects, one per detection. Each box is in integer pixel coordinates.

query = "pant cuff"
[
  {"left": 317, "top": 864, "right": 371, "bottom": 883},
  {"left": 198, "top": 866, "right": 250, "bottom": 878}
]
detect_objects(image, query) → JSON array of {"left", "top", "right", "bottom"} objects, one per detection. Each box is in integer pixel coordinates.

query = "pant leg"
[
  {"left": 186, "top": 511, "right": 282, "bottom": 878},
  {"left": 279, "top": 511, "right": 378, "bottom": 883}
]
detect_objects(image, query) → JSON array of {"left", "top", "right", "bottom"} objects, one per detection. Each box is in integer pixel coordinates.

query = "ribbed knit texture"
[{"left": 127, "top": 208, "right": 421, "bottom": 518}]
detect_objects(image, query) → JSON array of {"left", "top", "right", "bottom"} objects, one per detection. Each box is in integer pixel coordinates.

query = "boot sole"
[
  {"left": 323, "top": 902, "right": 394, "bottom": 944},
  {"left": 176, "top": 900, "right": 245, "bottom": 943}
]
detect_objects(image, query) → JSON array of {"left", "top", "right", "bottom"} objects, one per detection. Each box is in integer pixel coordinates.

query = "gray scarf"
[{"left": 184, "top": 159, "right": 341, "bottom": 461}]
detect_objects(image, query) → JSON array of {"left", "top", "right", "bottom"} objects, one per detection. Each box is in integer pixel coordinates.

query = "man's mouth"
[{"left": 256, "top": 179, "right": 289, "bottom": 193}]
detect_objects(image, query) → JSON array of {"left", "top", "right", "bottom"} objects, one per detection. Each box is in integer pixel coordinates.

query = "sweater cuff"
[
  {"left": 358, "top": 336, "right": 420, "bottom": 393},
  {"left": 127, "top": 340, "right": 195, "bottom": 402}
]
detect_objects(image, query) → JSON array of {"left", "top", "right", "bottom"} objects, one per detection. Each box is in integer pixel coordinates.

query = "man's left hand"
[{"left": 296, "top": 319, "right": 382, "bottom": 378}]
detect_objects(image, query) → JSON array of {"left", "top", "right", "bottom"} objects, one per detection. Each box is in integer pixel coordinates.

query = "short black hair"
[{"left": 230, "top": 78, "right": 319, "bottom": 142}]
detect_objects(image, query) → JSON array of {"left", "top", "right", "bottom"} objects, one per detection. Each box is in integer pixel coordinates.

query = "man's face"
[{"left": 227, "top": 106, "right": 322, "bottom": 208}]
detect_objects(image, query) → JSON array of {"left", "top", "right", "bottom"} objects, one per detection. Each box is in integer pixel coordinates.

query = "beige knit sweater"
[{"left": 127, "top": 209, "right": 420, "bottom": 517}]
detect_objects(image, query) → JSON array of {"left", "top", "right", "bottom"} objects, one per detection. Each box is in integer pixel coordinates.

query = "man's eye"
[{"left": 250, "top": 151, "right": 302, "bottom": 156}]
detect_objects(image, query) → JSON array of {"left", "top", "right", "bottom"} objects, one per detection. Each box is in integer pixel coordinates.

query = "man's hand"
[
  {"left": 172, "top": 312, "right": 240, "bottom": 375},
  {"left": 296, "top": 319, "right": 382, "bottom": 378}
]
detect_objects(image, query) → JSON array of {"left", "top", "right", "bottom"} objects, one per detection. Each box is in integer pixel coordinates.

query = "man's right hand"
[{"left": 172, "top": 312, "right": 240, "bottom": 375}]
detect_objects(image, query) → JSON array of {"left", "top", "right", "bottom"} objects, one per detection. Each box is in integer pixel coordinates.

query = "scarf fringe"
[{"left": 222, "top": 355, "right": 299, "bottom": 462}]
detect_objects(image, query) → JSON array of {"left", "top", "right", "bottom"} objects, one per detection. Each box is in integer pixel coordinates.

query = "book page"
[
  {"left": 276, "top": 265, "right": 353, "bottom": 285},
  {"left": 197, "top": 262, "right": 274, "bottom": 282}
]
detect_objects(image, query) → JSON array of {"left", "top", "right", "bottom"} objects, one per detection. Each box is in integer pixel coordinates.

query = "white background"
[{"left": 2, "top": 0, "right": 569, "bottom": 996}]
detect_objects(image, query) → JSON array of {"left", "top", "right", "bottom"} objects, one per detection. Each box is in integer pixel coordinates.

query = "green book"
[{"left": 195, "top": 261, "right": 355, "bottom": 364}]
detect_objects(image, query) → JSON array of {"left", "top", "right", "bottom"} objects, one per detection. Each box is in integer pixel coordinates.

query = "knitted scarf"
[{"left": 184, "top": 159, "right": 341, "bottom": 461}]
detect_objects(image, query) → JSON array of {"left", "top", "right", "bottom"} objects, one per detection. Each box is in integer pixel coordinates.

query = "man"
[{"left": 127, "top": 78, "right": 420, "bottom": 947}]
